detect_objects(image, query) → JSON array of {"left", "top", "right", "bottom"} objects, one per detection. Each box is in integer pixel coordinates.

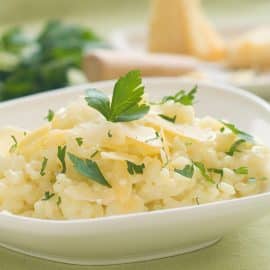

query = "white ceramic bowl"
[{"left": 0, "top": 78, "right": 270, "bottom": 265}]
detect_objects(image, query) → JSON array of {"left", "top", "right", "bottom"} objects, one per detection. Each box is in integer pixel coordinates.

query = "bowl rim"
[{"left": 0, "top": 77, "right": 269, "bottom": 225}]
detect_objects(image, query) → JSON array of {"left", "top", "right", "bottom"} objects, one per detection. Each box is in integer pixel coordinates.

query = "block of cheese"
[
  {"left": 148, "top": 0, "right": 226, "bottom": 61},
  {"left": 228, "top": 27, "right": 270, "bottom": 69}
]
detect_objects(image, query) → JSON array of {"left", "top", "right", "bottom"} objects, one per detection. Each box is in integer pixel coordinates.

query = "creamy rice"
[{"left": 0, "top": 92, "right": 269, "bottom": 220}]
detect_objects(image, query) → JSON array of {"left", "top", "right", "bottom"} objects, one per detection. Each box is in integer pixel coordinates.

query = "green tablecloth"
[{"left": 1, "top": 0, "right": 270, "bottom": 269}]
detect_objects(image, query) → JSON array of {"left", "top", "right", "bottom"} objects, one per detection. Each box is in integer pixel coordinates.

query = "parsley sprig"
[{"left": 85, "top": 70, "right": 150, "bottom": 122}]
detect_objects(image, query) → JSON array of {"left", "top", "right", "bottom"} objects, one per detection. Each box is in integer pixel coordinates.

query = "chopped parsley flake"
[
  {"left": 221, "top": 121, "right": 254, "bottom": 143},
  {"left": 226, "top": 139, "right": 245, "bottom": 156},
  {"left": 208, "top": 168, "right": 223, "bottom": 181},
  {"left": 57, "top": 145, "right": 67, "bottom": 173},
  {"left": 193, "top": 161, "right": 214, "bottom": 184},
  {"left": 44, "top": 109, "right": 55, "bottom": 122},
  {"left": 40, "top": 157, "right": 48, "bottom": 176},
  {"left": 75, "top": 137, "right": 83, "bottom": 146},
  {"left": 126, "top": 161, "right": 145, "bottom": 175},
  {"left": 233, "top": 166, "right": 248, "bottom": 175},
  {"left": 42, "top": 191, "right": 55, "bottom": 201},
  {"left": 161, "top": 86, "right": 197, "bottom": 106},
  {"left": 159, "top": 114, "right": 176, "bottom": 123},
  {"left": 90, "top": 150, "right": 99, "bottom": 158},
  {"left": 9, "top": 135, "right": 18, "bottom": 153},
  {"left": 174, "top": 164, "right": 194, "bottom": 178},
  {"left": 57, "top": 196, "right": 62, "bottom": 206}
]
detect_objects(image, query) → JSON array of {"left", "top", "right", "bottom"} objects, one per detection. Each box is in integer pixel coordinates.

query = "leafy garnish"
[
  {"left": 159, "top": 114, "right": 176, "bottom": 123},
  {"left": 233, "top": 166, "right": 248, "bottom": 175},
  {"left": 75, "top": 137, "right": 83, "bottom": 146},
  {"left": 107, "top": 130, "right": 112, "bottom": 138},
  {"left": 174, "top": 164, "right": 194, "bottom": 178},
  {"left": 220, "top": 127, "right": 225, "bottom": 133},
  {"left": 126, "top": 161, "right": 145, "bottom": 175},
  {"left": 221, "top": 121, "right": 254, "bottom": 143},
  {"left": 68, "top": 152, "right": 111, "bottom": 187},
  {"left": 9, "top": 135, "right": 18, "bottom": 153},
  {"left": 226, "top": 139, "right": 245, "bottom": 156},
  {"left": 0, "top": 20, "right": 104, "bottom": 101},
  {"left": 193, "top": 161, "right": 214, "bottom": 184},
  {"left": 44, "top": 109, "right": 54, "bottom": 122},
  {"left": 161, "top": 86, "right": 197, "bottom": 105},
  {"left": 57, "top": 196, "right": 62, "bottom": 206},
  {"left": 40, "top": 157, "right": 48, "bottom": 176},
  {"left": 208, "top": 168, "right": 224, "bottom": 181},
  {"left": 90, "top": 150, "right": 99, "bottom": 158},
  {"left": 42, "top": 191, "right": 55, "bottom": 201},
  {"left": 145, "top": 131, "right": 160, "bottom": 143},
  {"left": 57, "top": 145, "right": 67, "bottom": 173},
  {"left": 85, "top": 70, "right": 150, "bottom": 122}
]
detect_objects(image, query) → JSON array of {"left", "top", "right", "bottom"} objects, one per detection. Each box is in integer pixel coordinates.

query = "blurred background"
[
  {"left": 1, "top": 0, "right": 270, "bottom": 31},
  {"left": 1, "top": 0, "right": 270, "bottom": 101}
]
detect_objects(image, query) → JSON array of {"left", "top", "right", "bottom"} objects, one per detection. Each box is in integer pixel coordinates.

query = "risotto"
[{"left": 0, "top": 71, "right": 269, "bottom": 220}]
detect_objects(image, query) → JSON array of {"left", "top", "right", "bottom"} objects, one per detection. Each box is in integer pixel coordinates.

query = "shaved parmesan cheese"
[{"left": 144, "top": 114, "right": 216, "bottom": 142}]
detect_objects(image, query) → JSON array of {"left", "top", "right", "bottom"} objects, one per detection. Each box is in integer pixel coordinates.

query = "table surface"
[{"left": 1, "top": 0, "right": 270, "bottom": 269}]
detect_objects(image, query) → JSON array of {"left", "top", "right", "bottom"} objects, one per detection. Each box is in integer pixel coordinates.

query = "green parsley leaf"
[
  {"left": 221, "top": 121, "right": 254, "bottom": 143},
  {"left": 85, "top": 70, "right": 150, "bottom": 122},
  {"left": 159, "top": 114, "right": 176, "bottom": 123},
  {"left": 90, "top": 150, "right": 99, "bottom": 158},
  {"left": 126, "top": 161, "right": 145, "bottom": 175},
  {"left": 193, "top": 161, "right": 214, "bottom": 184},
  {"left": 174, "top": 164, "right": 194, "bottom": 178},
  {"left": 56, "top": 196, "right": 62, "bottom": 206},
  {"left": 9, "top": 135, "right": 18, "bottom": 153},
  {"left": 107, "top": 130, "right": 112, "bottom": 138},
  {"left": 226, "top": 139, "right": 245, "bottom": 156},
  {"left": 40, "top": 157, "right": 48, "bottom": 176},
  {"left": 233, "top": 166, "right": 248, "bottom": 175},
  {"left": 75, "top": 137, "right": 83, "bottom": 146},
  {"left": 44, "top": 109, "right": 54, "bottom": 122},
  {"left": 68, "top": 152, "right": 111, "bottom": 187},
  {"left": 42, "top": 191, "right": 55, "bottom": 201},
  {"left": 57, "top": 145, "right": 67, "bottom": 173},
  {"left": 220, "top": 127, "right": 225, "bottom": 133},
  {"left": 208, "top": 168, "right": 224, "bottom": 181},
  {"left": 161, "top": 86, "right": 197, "bottom": 105}
]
